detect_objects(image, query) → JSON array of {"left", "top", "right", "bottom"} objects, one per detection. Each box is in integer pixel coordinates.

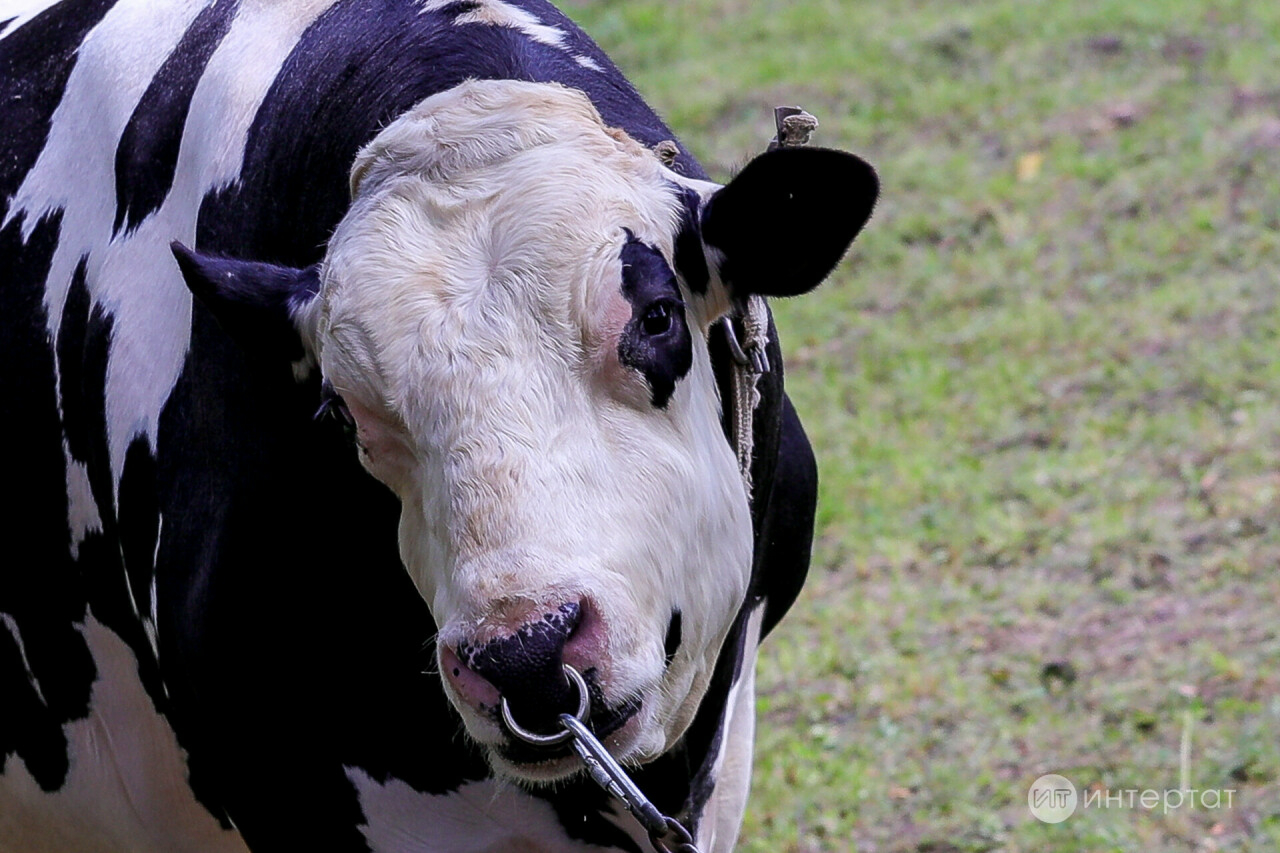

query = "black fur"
[
  {"left": 672, "top": 186, "right": 711, "bottom": 295},
  {"left": 196, "top": 0, "right": 705, "bottom": 269},
  {"left": 702, "top": 146, "right": 878, "bottom": 297},
  {"left": 617, "top": 234, "right": 693, "bottom": 408},
  {"left": 0, "top": 211, "right": 95, "bottom": 792},
  {"left": 55, "top": 260, "right": 93, "bottom": 461},
  {"left": 118, "top": 436, "right": 160, "bottom": 631},
  {"left": 171, "top": 242, "right": 319, "bottom": 360}
]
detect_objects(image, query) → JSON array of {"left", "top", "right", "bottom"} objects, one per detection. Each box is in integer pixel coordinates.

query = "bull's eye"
[
  {"left": 641, "top": 301, "right": 677, "bottom": 336},
  {"left": 315, "top": 381, "right": 357, "bottom": 444},
  {"left": 618, "top": 236, "right": 692, "bottom": 409}
]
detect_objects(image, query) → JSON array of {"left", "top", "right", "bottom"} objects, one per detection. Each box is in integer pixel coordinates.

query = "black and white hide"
[{"left": 0, "top": 1, "right": 878, "bottom": 850}]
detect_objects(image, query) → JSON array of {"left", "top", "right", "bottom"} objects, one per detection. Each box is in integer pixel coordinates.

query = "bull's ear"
[
  {"left": 171, "top": 242, "right": 320, "bottom": 362},
  {"left": 700, "top": 147, "right": 878, "bottom": 297}
]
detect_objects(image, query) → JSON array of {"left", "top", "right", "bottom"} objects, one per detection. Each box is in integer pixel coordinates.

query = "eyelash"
[{"left": 315, "top": 380, "right": 357, "bottom": 441}]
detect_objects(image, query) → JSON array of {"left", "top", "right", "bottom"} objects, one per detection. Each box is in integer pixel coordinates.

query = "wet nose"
[{"left": 455, "top": 602, "right": 584, "bottom": 732}]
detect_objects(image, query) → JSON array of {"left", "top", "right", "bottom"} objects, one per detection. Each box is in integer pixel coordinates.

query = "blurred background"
[{"left": 564, "top": 2, "right": 1280, "bottom": 851}]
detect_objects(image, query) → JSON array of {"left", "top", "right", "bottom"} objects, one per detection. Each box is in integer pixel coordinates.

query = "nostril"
[
  {"left": 454, "top": 601, "right": 586, "bottom": 731},
  {"left": 663, "top": 609, "right": 682, "bottom": 668}
]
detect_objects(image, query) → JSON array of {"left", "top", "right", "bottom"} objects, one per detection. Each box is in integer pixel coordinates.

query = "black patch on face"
[
  {"left": 663, "top": 609, "right": 682, "bottom": 668},
  {"left": 113, "top": 0, "right": 238, "bottom": 237},
  {"left": 672, "top": 186, "right": 709, "bottom": 295},
  {"left": 616, "top": 233, "right": 692, "bottom": 409}
]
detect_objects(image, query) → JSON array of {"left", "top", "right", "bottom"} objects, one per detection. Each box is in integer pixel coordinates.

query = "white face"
[{"left": 313, "top": 80, "right": 751, "bottom": 780}]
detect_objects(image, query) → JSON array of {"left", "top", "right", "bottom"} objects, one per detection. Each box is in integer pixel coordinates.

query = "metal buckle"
[{"left": 720, "top": 314, "right": 770, "bottom": 375}]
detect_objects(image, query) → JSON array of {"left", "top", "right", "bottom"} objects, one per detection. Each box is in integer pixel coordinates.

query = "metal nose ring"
[{"left": 500, "top": 664, "right": 591, "bottom": 746}]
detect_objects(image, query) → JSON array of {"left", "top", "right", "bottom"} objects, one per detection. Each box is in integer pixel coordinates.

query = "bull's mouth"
[{"left": 492, "top": 666, "right": 642, "bottom": 767}]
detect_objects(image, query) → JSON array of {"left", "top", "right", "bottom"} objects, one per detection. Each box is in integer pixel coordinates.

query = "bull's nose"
[{"left": 454, "top": 602, "right": 585, "bottom": 733}]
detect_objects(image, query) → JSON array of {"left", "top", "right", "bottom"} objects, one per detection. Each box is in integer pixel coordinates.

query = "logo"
[
  {"left": 1026, "top": 769, "right": 1236, "bottom": 823},
  {"left": 1028, "top": 774, "right": 1078, "bottom": 823}
]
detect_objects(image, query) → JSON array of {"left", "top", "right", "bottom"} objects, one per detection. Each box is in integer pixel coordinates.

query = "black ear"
[
  {"left": 700, "top": 147, "right": 878, "bottom": 297},
  {"left": 171, "top": 241, "right": 320, "bottom": 361}
]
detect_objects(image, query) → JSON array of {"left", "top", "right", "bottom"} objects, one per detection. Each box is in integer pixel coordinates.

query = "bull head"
[{"left": 173, "top": 80, "right": 875, "bottom": 782}]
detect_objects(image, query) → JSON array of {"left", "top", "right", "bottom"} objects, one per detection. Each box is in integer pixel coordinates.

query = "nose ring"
[{"left": 500, "top": 664, "right": 590, "bottom": 746}]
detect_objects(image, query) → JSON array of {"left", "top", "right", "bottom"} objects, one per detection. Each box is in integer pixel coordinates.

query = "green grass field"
[{"left": 565, "top": 2, "right": 1280, "bottom": 850}]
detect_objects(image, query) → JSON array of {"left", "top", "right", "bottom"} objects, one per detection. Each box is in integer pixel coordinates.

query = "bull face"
[{"left": 174, "top": 80, "right": 876, "bottom": 782}]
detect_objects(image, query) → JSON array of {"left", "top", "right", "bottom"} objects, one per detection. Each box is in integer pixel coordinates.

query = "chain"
[
  {"left": 500, "top": 666, "right": 701, "bottom": 853},
  {"left": 559, "top": 714, "right": 702, "bottom": 853}
]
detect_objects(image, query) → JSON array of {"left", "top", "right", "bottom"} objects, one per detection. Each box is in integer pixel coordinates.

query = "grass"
[{"left": 563, "top": 1, "right": 1280, "bottom": 850}]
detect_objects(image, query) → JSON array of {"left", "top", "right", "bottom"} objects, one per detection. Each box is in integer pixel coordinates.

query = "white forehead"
[{"left": 318, "top": 79, "right": 690, "bottom": 399}]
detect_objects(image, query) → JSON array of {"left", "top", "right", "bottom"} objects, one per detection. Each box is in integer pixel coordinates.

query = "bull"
[{"left": 0, "top": 1, "right": 877, "bottom": 850}]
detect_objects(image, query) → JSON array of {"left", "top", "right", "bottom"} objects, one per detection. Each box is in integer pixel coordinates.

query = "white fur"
[
  {"left": 345, "top": 768, "right": 644, "bottom": 853},
  {"left": 96, "top": 0, "right": 341, "bottom": 491},
  {"left": 65, "top": 454, "right": 102, "bottom": 559},
  {"left": 5, "top": 0, "right": 207, "bottom": 547},
  {"left": 0, "top": 617, "right": 248, "bottom": 853},
  {"left": 318, "top": 80, "right": 753, "bottom": 776},
  {"left": 2, "top": 0, "right": 348, "bottom": 651},
  {"left": 4, "top": 0, "right": 205, "bottom": 327},
  {"left": 5, "top": 0, "right": 341, "bottom": 512}
]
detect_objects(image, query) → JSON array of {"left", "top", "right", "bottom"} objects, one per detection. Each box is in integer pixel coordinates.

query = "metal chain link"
[
  {"left": 499, "top": 666, "right": 701, "bottom": 853},
  {"left": 560, "top": 714, "right": 702, "bottom": 853}
]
